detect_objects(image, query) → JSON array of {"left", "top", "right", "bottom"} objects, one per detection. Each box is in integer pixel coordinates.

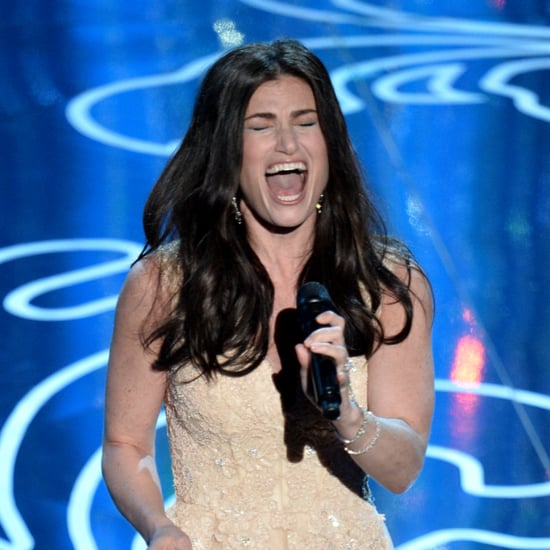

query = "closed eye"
[{"left": 244, "top": 113, "right": 274, "bottom": 131}]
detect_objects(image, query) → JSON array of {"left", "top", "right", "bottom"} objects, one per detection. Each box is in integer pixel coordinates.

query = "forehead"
[{"left": 245, "top": 75, "right": 316, "bottom": 113}]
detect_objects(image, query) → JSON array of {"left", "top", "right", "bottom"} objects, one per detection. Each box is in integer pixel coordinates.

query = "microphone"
[{"left": 296, "top": 282, "right": 342, "bottom": 420}]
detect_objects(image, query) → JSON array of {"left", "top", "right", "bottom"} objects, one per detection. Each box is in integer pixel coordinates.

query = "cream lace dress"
[{"left": 164, "top": 353, "right": 393, "bottom": 549}]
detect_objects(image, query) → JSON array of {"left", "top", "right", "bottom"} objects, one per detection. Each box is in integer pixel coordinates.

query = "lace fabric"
[{"left": 164, "top": 356, "right": 393, "bottom": 549}]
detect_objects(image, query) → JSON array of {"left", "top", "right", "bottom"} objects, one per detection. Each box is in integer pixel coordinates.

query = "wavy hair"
[{"left": 139, "top": 39, "right": 419, "bottom": 378}]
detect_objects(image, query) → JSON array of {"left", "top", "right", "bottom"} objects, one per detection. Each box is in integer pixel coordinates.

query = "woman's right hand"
[{"left": 148, "top": 524, "right": 193, "bottom": 549}]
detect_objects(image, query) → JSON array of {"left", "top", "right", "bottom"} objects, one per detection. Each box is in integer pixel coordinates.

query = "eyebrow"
[{"left": 244, "top": 108, "right": 318, "bottom": 121}]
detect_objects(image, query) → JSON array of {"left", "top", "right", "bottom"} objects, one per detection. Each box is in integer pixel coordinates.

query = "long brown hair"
[{"left": 139, "top": 39, "right": 419, "bottom": 378}]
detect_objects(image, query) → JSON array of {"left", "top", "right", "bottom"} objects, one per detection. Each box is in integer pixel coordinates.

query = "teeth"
[
  {"left": 277, "top": 193, "right": 301, "bottom": 202},
  {"left": 266, "top": 162, "right": 307, "bottom": 175}
]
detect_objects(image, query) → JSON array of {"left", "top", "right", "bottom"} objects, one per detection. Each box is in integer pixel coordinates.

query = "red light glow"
[{"left": 451, "top": 334, "right": 486, "bottom": 385}]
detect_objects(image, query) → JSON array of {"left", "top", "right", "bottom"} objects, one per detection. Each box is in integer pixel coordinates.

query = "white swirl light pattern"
[
  {"left": 66, "top": 0, "right": 550, "bottom": 156},
  {"left": 0, "top": 240, "right": 142, "bottom": 550},
  {"left": 2, "top": 1, "right": 549, "bottom": 548}
]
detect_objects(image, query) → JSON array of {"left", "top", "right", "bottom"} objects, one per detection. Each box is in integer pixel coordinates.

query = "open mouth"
[{"left": 265, "top": 162, "right": 307, "bottom": 202}]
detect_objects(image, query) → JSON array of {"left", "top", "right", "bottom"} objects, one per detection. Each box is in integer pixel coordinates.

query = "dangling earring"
[
  {"left": 232, "top": 196, "right": 243, "bottom": 225},
  {"left": 315, "top": 193, "right": 325, "bottom": 215}
]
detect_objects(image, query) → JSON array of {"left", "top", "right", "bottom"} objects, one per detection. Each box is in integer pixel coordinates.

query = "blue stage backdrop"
[{"left": 1, "top": 1, "right": 549, "bottom": 549}]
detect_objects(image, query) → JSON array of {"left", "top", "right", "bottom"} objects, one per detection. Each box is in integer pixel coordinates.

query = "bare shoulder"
[
  {"left": 116, "top": 244, "right": 181, "bottom": 330},
  {"left": 380, "top": 252, "right": 434, "bottom": 328},
  {"left": 115, "top": 257, "right": 160, "bottom": 331}
]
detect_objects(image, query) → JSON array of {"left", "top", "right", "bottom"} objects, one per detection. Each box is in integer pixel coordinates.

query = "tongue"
[{"left": 267, "top": 172, "right": 303, "bottom": 197}]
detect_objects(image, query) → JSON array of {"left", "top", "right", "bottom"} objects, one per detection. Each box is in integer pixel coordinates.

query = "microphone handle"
[
  {"left": 296, "top": 282, "right": 342, "bottom": 419},
  {"left": 310, "top": 350, "right": 341, "bottom": 420}
]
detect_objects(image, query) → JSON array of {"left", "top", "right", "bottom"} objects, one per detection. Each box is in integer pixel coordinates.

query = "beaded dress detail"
[{"left": 164, "top": 352, "right": 393, "bottom": 549}]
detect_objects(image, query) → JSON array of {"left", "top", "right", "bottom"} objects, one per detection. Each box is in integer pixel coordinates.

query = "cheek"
[
  {"left": 239, "top": 144, "right": 252, "bottom": 184},
  {"left": 316, "top": 144, "right": 330, "bottom": 184},
  {"left": 312, "top": 133, "right": 329, "bottom": 169},
  {"left": 240, "top": 140, "right": 266, "bottom": 182},
  {"left": 241, "top": 139, "right": 258, "bottom": 170},
  {"left": 239, "top": 162, "right": 263, "bottom": 202}
]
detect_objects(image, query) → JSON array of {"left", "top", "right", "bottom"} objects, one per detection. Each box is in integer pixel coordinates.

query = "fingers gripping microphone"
[{"left": 297, "top": 282, "right": 342, "bottom": 420}]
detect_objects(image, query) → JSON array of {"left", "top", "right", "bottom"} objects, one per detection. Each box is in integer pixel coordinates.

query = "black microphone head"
[
  {"left": 296, "top": 282, "right": 336, "bottom": 337},
  {"left": 296, "top": 281, "right": 331, "bottom": 308}
]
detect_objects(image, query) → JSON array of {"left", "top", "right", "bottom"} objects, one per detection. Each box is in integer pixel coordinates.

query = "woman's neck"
[{"left": 245, "top": 220, "right": 315, "bottom": 283}]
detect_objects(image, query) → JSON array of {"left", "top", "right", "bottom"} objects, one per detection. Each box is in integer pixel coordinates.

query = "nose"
[{"left": 276, "top": 125, "right": 298, "bottom": 155}]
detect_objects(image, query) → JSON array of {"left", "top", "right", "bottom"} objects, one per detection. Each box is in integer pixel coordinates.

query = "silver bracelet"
[
  {"left": 333, "top": 404, "right": 369, "bottom": 445},
  {"left": 344, "top": 411, "right": 381, "bottom": 456}
]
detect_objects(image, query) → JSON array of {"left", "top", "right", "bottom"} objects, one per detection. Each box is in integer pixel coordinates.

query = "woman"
[{"left": 102, "top": 39, "right": 434, "bottom": 549}]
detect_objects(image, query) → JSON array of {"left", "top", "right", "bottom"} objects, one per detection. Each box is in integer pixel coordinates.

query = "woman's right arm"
[{"left": 102, "top": 258, "right": 192, "bottom": 548}]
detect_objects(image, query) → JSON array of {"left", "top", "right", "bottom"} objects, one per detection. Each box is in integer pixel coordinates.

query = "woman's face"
[{"left": 239, "top": 75, "right": 329, "bottom": 231}]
